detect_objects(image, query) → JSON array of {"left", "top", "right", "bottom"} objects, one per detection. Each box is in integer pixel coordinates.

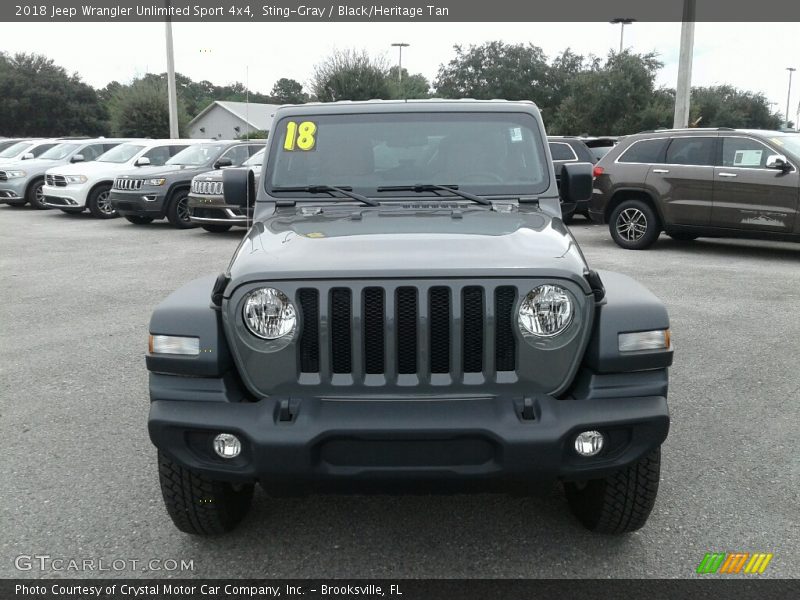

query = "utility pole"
[
  {"left": 165, "top": 2, "right": 179, "bottom": 139},
  {"left": 610, "top": 18, "right": 635, "bottom": 53},
  {"left": 673, "top": 0, "right": 696, "bottom": 129},
  {"left": 785, "top": 67, "right": 796, "bottom": 129},
  {"left": 391, "top": 42, "right": 410, "bottom": 85}
]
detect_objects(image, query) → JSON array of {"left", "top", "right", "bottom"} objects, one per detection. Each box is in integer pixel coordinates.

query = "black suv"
[{"left": 590, "top": 128, "right": 800, "bottom": 249}]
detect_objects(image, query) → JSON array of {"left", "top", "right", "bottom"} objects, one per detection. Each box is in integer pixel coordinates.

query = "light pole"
[
  {"left": 391, "top": 42, "right": 410, "bottom": 84},
  {"left": 610, "top": 18, "right": 635, "bottom": 53},
  {"left": 164, "top": 1, "right": 179, "bottom": 138},
  {"left": 785, "top": 67, "right": 796, "bottom": 129},
  {"left": 673, "top": 0, "right": 696, "bottom": 129}
]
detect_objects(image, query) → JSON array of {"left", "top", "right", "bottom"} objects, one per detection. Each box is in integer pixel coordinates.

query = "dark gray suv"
[{"left": 590, "top": 128, "right": 800, "bottom": 249}]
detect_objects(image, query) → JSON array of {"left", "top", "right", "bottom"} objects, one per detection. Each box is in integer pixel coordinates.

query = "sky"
[{"left": 3, "top": 21, "right": 800, "bottom": 121}]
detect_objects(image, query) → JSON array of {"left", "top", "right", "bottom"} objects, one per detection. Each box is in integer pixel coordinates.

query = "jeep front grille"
[
  {"left": 113, "top": 178, "right": 143, "bottom": 191},
  {"left": 191, "top": 180, "right": 223, "bottom": 195},
  {"left": 296, "top": 283, "right": 517, "bottom": 381}
]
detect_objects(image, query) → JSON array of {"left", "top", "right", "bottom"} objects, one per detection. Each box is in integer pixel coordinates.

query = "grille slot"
[
  {"left": 113, "top": 178, "right": 143, "bottom": 191},
  {"left": 192, "top": 180, "right": 223, "bottom": 195},
  {"left": 363, "top": 288, "right": 385, "bottom": 374},
  {"left": 298, "top": 289, "right": 319, "bottom": 373},
  {"left": 495, "top": 287, "right": 517, "bottom": 372},
  {"left": 396, "top": 287, "right": 418, "bottom": 374},
  {"left": 429, "top": 287, "right": 451, "bottom": 374},
  {"left": 330, "top": 288, "right": 352, "bottom": 374},
  {"left": 46, "top": 174, "right": 67, "bottom": 187},
  {"left": 462, "top": 287, "right": 484, "bottom": 373}
]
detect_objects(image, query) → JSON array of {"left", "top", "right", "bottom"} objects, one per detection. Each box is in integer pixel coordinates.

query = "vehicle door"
[
  {"left": 647, "top": 135, "right": 717, "bottom": 226},
  {"left": 712, "top": 135, "right": 799, "bottom": 233}
]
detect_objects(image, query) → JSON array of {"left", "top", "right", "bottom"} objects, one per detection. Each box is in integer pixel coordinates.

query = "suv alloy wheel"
[{"left": 609, "top": 199, "right": 661, "bottom": 250}]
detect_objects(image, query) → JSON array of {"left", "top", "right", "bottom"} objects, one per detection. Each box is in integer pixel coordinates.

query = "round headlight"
[
  {"left": 518, "top": 284, "right": 574, "bottom": 337},
  {"left": 243, "top": 288, "right": 296, "bottom": 339}
]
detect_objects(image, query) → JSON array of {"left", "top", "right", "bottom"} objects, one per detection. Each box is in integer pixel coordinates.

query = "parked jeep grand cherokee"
[
  {"left": 590, "top": 128, "right": 800, "bottom": 249},
  {"left": 188, "top": 148, "right": 264, "bottom": 233},
  {"left": 147, "top": 100, "right": 672, "bottom": 536},
  {"left": 111, "top": 141, "right": 262, "bottom": 228}
]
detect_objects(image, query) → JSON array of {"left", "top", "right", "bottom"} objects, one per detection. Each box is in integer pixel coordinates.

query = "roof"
[
  {"left": 188, "top": 101, "right": 281, "bottom": 131},
  {"left": 275, "top": 99, "right": 541, "bottom": 118}
]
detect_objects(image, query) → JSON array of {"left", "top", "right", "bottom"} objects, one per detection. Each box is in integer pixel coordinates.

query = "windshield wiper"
[
  {"left": 375, "top": 184, "right": 492, "bottom": 206},
  {"left": 272, "top": 185, "right": 379, "bottom": 206}
]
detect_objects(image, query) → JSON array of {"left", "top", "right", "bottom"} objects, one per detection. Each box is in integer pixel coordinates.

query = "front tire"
[
  {"left": 564, "top": 448, "right": 661, "bottom": 534},
  {"left": 609, "top": 199, "right": 660, "bottom": 250},
  {"left": 26, "top": 178, "right": 49, "bottom": 209},
  {"left": 87, "top": 184, "right": 116, "bottom": 219},
  {"left": 166, "top": 190, "right": 196, "bottom": 229},
  {"left": 125, "top": 215, "right": 154, "bottom": 225},
  {"left": 201, "top": 224, "right": 233, "bottom": 233},
  {"left": 157, "top": 452, "right": 254, "bottom": 535}
]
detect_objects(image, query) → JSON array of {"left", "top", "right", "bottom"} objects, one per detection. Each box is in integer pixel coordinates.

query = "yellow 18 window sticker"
[{"left": 283, "top": 121, "right": 317, "bottom": 151}]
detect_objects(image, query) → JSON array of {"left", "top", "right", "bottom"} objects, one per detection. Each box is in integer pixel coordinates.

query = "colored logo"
[{"left": 697, "top": 552, "right": 773, "bottom": 574}]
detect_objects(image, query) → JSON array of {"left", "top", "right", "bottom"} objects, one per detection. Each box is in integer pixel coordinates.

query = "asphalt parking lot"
[{"left": 1, "top": 206, "right": 798, "bottom": 579}]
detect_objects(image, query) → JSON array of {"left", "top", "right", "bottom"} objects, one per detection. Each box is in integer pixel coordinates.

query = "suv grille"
[
  {"left": 45, "top": 174, "right": 67, "bottom": 187},
  {"left": 296, "top": 283, "right": 517, "bottom": 380},
  {"left": 113, "top": 178, "right": 143, "bottom": 191},
  {"left": 191, "top": 180, "right": 223, "bottom": 195}
]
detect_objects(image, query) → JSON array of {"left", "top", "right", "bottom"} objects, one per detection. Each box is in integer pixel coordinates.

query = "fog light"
[
  {"left": 574, "top": 430, "right": 604, "bottom": 457},
  {"left": 213, "top": 433, "right": 241, "bottom": 458}
]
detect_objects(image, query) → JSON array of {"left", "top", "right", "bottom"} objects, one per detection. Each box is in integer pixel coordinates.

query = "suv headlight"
[
  {"left": 518, "top": 284, "right": 574, "bottom": 337},
  {"left": 64, "top": 175, "right": 87, "bottom": 184},
  {"left": 243, "top": 288, "right": 296, "bottom": 340},
  {"left": 4, "top": 170, "right": 26, "bottom": 178},
  {"left": 145, "top": 178, "right": 166, "bottom": 186}
]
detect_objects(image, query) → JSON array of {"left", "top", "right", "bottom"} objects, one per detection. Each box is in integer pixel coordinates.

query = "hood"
[
  {"left": 0, "top": 158, "right": 62, "bottom": 173},
  {"left": 195, "top": 168, "right": 224, "bottom": 182},
  {"left": 129, "top": 164, "right": 207, "bottom": 178},
  {"left": 226, "top": 205, "right": 591, "bottom": 292},
  {"left": 46, "top": 160, "right": 143, "bottom": 176}
]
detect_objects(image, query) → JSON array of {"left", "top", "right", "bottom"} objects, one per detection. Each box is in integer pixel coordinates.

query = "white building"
[{"left": 187, "top": 101, "right": 281, "bottom": 139}]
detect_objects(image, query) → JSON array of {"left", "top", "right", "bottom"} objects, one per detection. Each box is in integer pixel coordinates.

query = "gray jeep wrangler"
[{"left": 147, "top": 100, "right": 672, "bottom": 536}]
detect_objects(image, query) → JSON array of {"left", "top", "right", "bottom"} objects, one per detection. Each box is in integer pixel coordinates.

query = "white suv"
[
  {"left": 0, "top": 139, "right": 62, "bottom": 165},
  {"left": 42, "top": 139, "right": 201, "bottom": 218}
]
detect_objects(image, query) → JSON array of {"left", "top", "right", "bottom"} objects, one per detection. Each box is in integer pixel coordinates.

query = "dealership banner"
[
  {"left": 4, "top": 579, "right": 800, "bottom": 599},
  {"left": 5, "top": 0, "right": 800, "bottom": 22}
]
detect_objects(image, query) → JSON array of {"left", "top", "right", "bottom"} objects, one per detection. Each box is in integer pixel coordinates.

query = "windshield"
[
  {"left": 244, "top": 149, "right": 264, "bottom": 166},
  {"left": 167, "top": 144, "right": 225, "bottom": 166},
  {"left": 39, "top": 143, "right": 81, "bottom": 160},
  {"left": 0, "top": 141, "right": 33, "bottom": 158},
  {"left": 768, "top": 135, "right": 800, "bottom": 160},
  {"left": 97, "top": 144, "right": 145, "bottom": 163},
  {"left": 267, "top": 112, "right": 550, "bottom": 197}
]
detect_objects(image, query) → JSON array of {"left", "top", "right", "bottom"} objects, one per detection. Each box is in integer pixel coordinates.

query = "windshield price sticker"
[{"left": 283, "top": 121, "right": 317, "bottom": 152}]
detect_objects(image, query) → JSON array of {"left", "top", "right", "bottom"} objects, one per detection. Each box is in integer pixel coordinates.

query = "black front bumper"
[
  {"left": 148, "top": 384, "right": 669, "bottom": 486},
  {"left": 110, "top": 189, "right": 166, "bottom": 218}
]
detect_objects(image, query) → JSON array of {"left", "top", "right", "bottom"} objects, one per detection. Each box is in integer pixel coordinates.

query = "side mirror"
[
  {"left": 214, "top": 157, "right": 233, "bottom": 169},
  {"left": 559, "top": 162, "right": 593, "bottom": 203},
  {"left": 135, "top": 156, "right": 151, "bottom": 167},
  {"left": 223, "top": 167, "right": 255, "bottom": 208},
  {"left": 766, "top": 154, "right": 791, "bottom": 171},
  {"left": 70, "top": 154, "right": 85, "bottom": 163},
  {"left": 21, "top": 153, "right": 34, "bottom": 160}
]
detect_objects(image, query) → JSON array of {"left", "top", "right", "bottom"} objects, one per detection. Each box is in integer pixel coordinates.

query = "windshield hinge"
[
  {"left": 518, "top": 196, "right": 540, "bottom": 205},
  {"left": 490, "top": 201, "right": 516, "bottom": 212}
]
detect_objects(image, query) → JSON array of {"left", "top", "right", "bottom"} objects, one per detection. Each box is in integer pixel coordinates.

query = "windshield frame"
[
  {"left": 264, "top": 111, "right": 551, "bottom": 200},
  {"left": 767, "top": 134, "right": 800, "bottom": 162}
]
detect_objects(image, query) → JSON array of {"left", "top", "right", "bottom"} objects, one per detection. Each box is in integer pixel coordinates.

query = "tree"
[
  {"left": 0, "top": 52, "right": 108, "bottom": 136},
  {"left": 690, "top": 85, "right": 782, "bottom": 129},
  {"left": 270, "top": 78, "right": 308, "bottom": 104},
  {"left": 311, "top": 49, "right": 391, "bottom": 102},
  {"left": 387, "top": 67, "right": 431, "bottom": 99},
  {"left": 433, "top": 42, "right": 550, "bottom": 104},
  {"left": 108, "top": 77, "right": 189, "bottom": 138}
]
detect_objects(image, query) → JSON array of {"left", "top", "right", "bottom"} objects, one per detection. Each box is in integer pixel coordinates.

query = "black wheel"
[
  {"left": 564, "top": 448, "right": 661, "bottom": 534},
  {"left": 157, "top": 451, "right": 254, "bottom": 536},
  {"left": 125, "top": 215, "right": 154, "bottom": 225},
  {"left": 667, "top": 232, "right": 698, "bottom": 242},
  {"left": 202, "top": 224, "right": 233, "bottom": 233},
  {"left": 166, "top": 190, "right": 196, "bottom": 229},
  {"left": 87, "top": 184, "right": 116, "bottom": 219},
  {"left": 26, "top": 178, "right": 49, "bottom": 209},
  {"left": 609, "top": 199, "right": 661, "bottom": 250}
]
